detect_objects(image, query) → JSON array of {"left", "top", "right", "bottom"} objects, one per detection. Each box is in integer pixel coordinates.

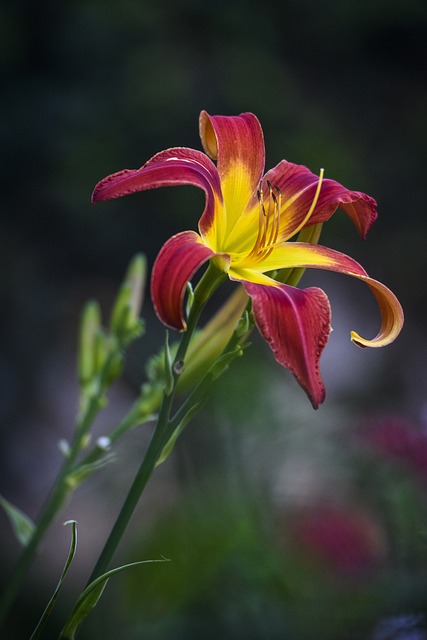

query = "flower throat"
[{"left": 242, "top": 168, "right": 325, "bottom": 266}]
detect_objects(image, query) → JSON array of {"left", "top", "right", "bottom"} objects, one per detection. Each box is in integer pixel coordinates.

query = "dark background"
[{"left": 1, "top": 1, "right": 426, "bottom": 638}]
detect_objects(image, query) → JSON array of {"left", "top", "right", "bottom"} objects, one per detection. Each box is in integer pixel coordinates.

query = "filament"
[{"left": 245, "top": 183, "right": 282, "bottom": 265}]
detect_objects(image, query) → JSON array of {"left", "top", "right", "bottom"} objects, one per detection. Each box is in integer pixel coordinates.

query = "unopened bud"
[
  {"left": 78, "top": 301, "right": 101, "bottom": 387},
  {"left": 93, "top": 328, "right": 109, "bottom": 374},
  {"left": 102, "top": 350, "right": 124, "bottom": 386},
  {"left": 111, "top": 254, "right": 146, "bottom": 343}
]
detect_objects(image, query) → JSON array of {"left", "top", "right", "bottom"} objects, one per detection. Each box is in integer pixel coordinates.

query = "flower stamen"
[
  {"left": 236, "top": 170, "right": 323, "bottom": 268},
  {"left": 245, "top": 182, "right": 282, "bottom": 265}
]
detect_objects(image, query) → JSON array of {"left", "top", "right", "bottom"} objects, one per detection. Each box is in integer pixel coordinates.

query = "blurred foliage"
[{"left": 82, "top": 393, "right": 427, "bottom": 640}]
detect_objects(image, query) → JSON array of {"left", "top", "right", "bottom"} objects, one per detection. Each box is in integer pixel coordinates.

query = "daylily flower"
[{"left": 92, "top": 111, "right": 403, "bottom": 408}]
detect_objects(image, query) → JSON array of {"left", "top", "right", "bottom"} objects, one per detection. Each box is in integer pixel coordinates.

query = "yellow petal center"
[
  {"left": 245, "top": 181, "right": 282, "bottom": 264},
  {"left": 231, "top": 169, "right": 324, "bottom": 271}
]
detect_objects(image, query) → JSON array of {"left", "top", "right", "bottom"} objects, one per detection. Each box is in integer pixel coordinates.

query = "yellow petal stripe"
[{"left": 238, "top": 242, "right": 403, "bottom": 349}]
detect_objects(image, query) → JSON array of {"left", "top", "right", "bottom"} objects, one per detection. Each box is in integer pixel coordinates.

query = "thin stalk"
[
  {"left": 0, "top": 393, "right": 103, "bottom": 625},
  {"left": 85, "top": 263, "right": 225, "bottom": 585}
]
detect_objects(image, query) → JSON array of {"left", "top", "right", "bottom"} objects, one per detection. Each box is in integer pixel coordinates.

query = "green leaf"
[
  {"left": 205, "top": 345, "right": 244, "bottom": 382},
  {"left": 60, "top": 557, "right": 170, "bottom": 640},
  {"left": 65, "top": 453, "right": 115, "bottom": 490},
  {"left": 0, "top": 495, "right": 35, "bottom": 546},
  {"left": 155, "top": 403, "right": 203, "bottom": 468},
  {"left": 169, "top": 345, "right": 245, "bottom": 446},
  {"left": 157, "top": 349, "right": 246, "bottom": 469},
  {"left": 29, "top": 520, "right": 78, "bottom": 640}
]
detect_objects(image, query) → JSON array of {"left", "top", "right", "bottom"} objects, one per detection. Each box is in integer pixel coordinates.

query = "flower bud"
[
  {"left": 78, "top": 301, "right": 102, "bottom": 388},
  {"left": 110, "top": 254, "right": 146, "bottom": 344}
]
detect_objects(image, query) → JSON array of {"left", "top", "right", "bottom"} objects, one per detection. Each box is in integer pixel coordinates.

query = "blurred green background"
[{"left": 1, "top": 0, "right": 426, "bottom": 638}]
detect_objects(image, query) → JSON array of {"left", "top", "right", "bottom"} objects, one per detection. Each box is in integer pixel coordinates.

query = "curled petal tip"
[
  {"left": 349, "top": 276, "right": 404, "bottom": 349},
  {"left": 350, "top": 331, "right": 367, "bottom": 348}
]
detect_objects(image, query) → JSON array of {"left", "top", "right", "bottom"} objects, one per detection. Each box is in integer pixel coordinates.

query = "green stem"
[
  {"left": 0, "top": 393, "right": 103, "bottom": 626},
  {"left": 85, "top": 263, "right": 225, "bottom": 585}
]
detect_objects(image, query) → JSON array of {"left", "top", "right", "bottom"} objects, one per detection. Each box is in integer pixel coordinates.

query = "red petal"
[
  {"left": 199, "top": 111, "right": 265, "bottom": 211},
  {"left": 92, "top": 147, "right": 222, "bottom": 232},
  {"left": 242, "top": 281, "right": 331, "bottom": 408},
  {"left": 263, "top": 160, "right": 377, "bottom": 240},
  {"left": 151, "top": 231, "right": 215, "bottom": 331}
]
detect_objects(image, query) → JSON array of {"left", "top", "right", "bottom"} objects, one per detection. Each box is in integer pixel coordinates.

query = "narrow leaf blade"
[
  {"left": 0, "top": 495, "right": 35, "bottom": 546},
  {"left": 60, "top": 558, "right": 170, "bottom": 640},
  {"left": 29, "top": 520, "right": 78, "bottom": 640}
]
